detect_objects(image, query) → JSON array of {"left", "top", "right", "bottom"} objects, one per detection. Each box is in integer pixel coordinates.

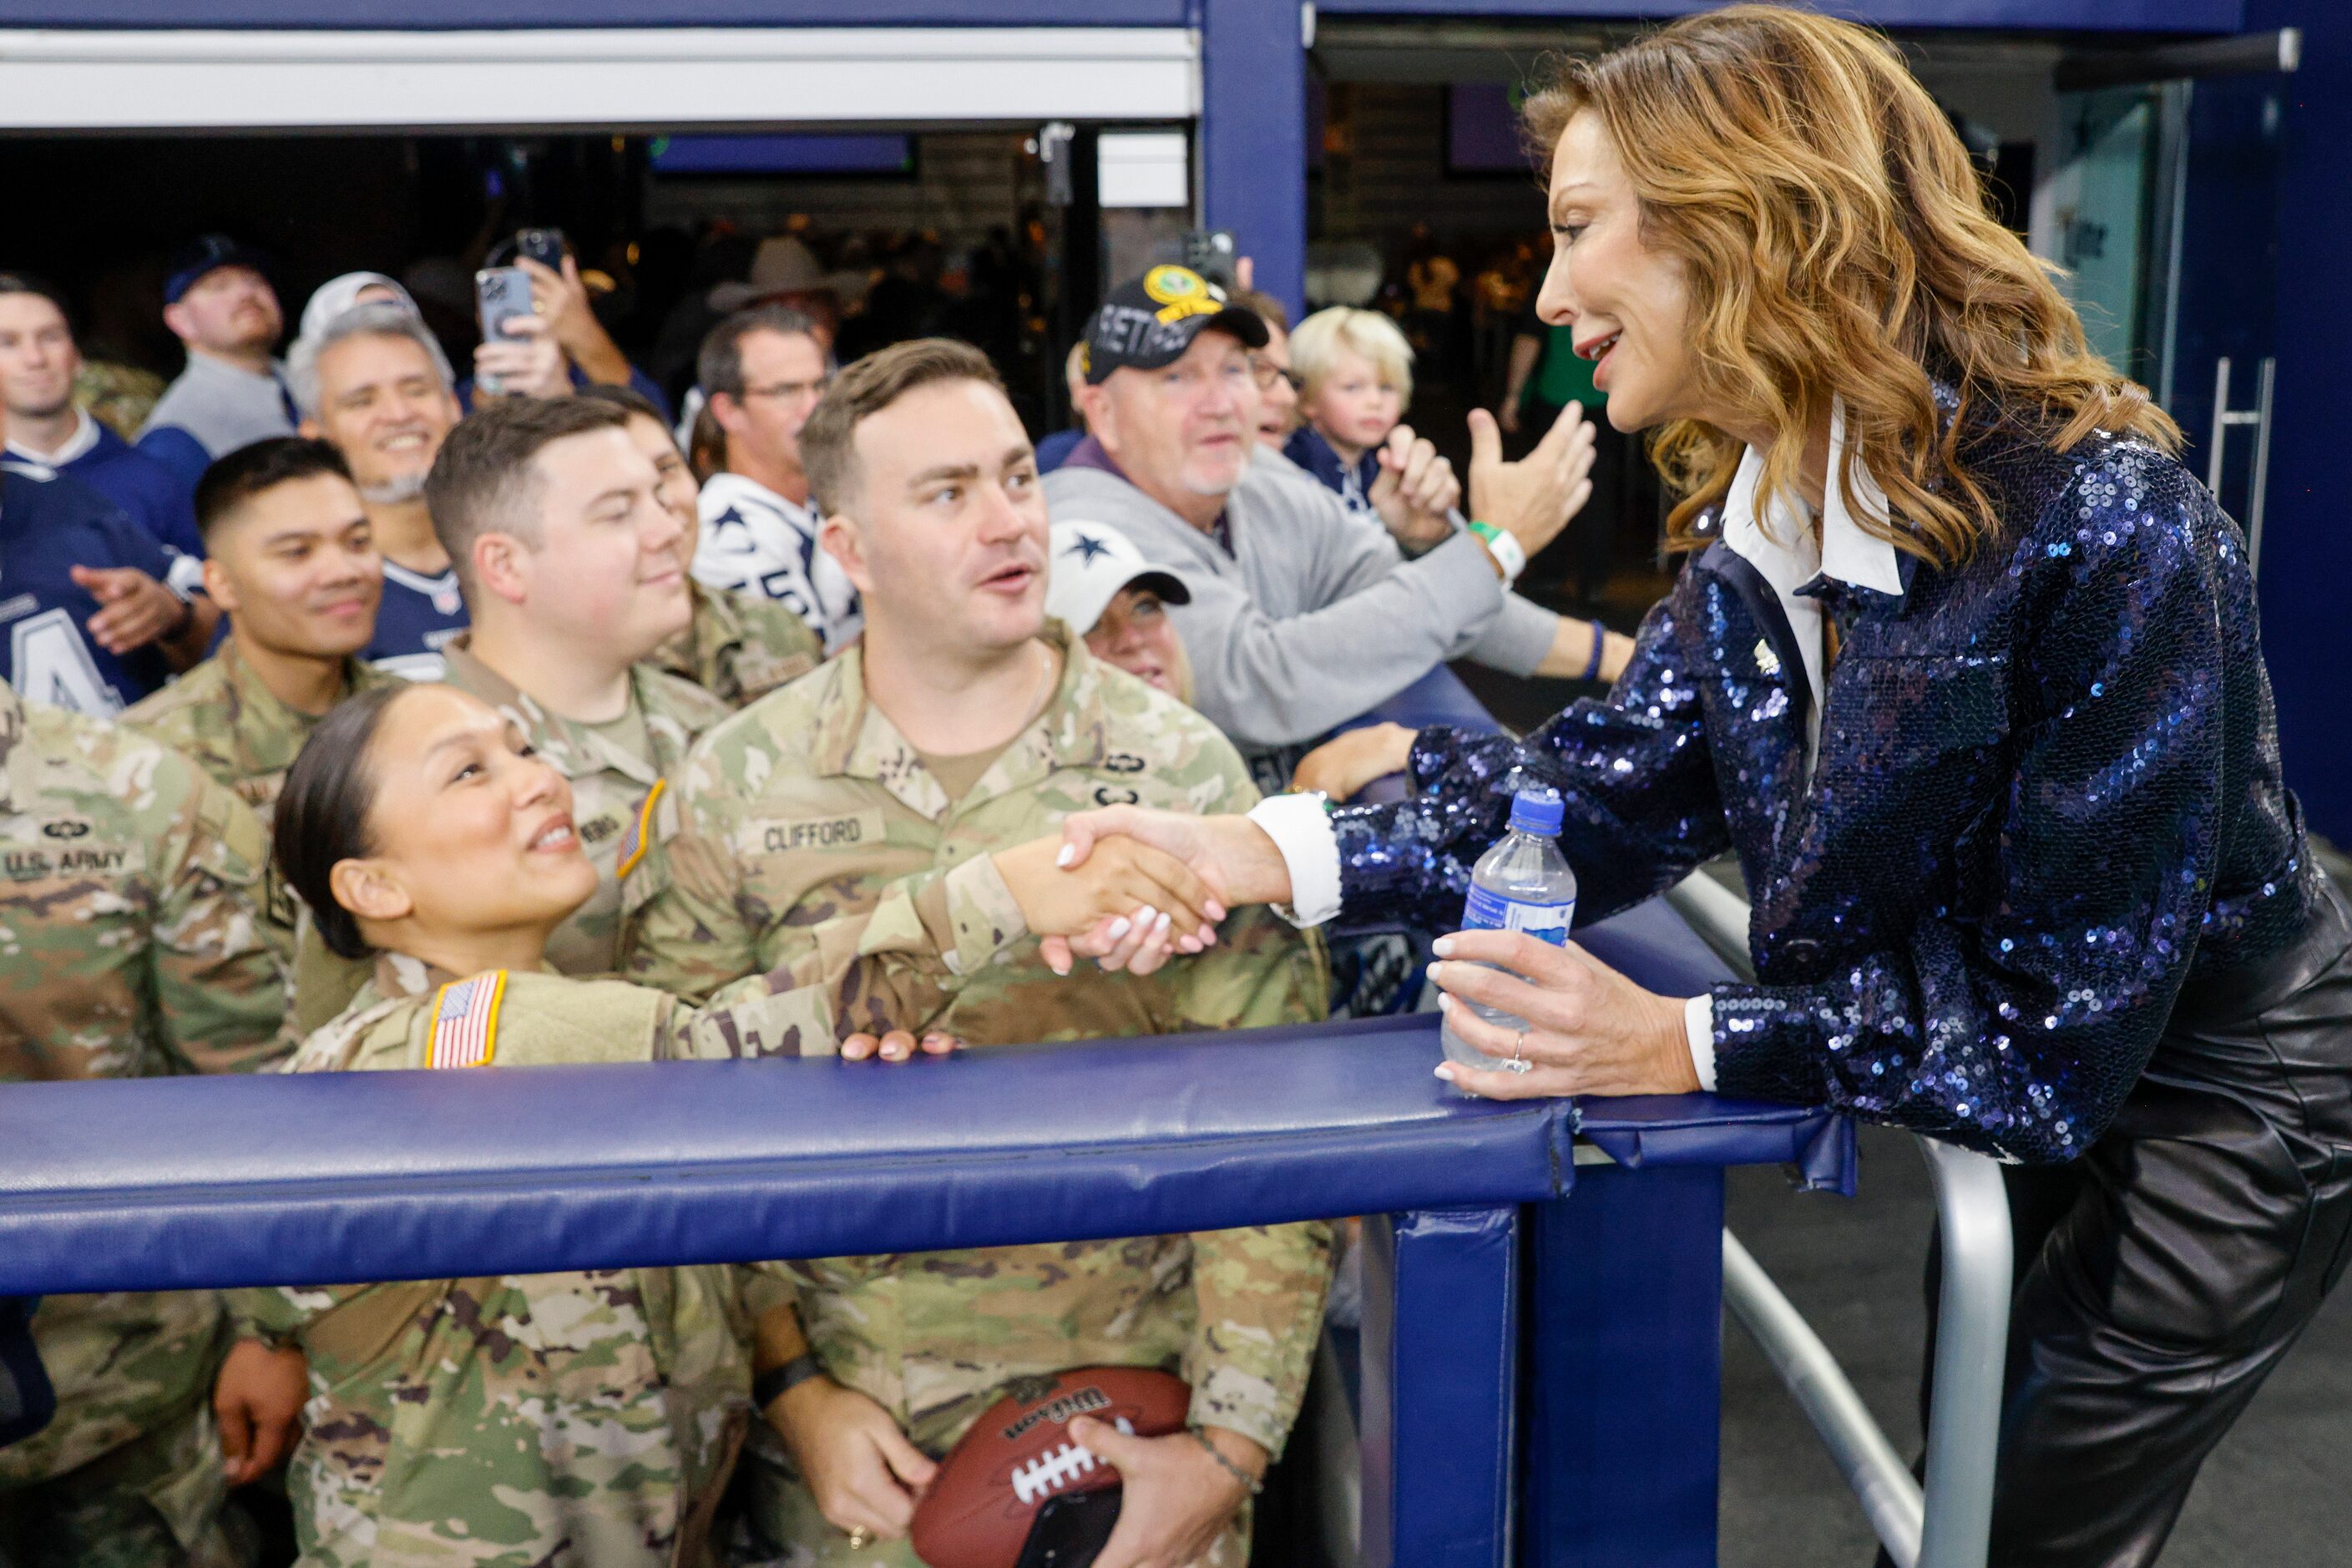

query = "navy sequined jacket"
[{"left": 1333, "top": 426, "right": 2322, "bottom": 1161}]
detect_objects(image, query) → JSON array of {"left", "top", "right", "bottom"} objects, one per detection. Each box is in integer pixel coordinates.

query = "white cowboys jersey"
[{"left": 694, "top": 471, "right": 862, "bottom": 655}]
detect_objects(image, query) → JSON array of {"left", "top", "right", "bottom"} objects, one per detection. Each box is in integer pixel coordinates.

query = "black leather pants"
[{"left": 1914, "top": 878, "right": 2352, "bottom": 1567}]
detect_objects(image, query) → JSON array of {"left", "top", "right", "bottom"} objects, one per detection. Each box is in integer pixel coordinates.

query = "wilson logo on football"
[{"left": 1008, "top": 1418, "right": 1134, "bottom": 1505}]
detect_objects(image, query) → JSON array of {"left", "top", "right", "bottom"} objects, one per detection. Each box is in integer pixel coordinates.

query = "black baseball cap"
[
  {"left": 1080, "top": 264, "right": 1268, "bottom": 385},
  {"left": 164, "top": 235, "right": 275, "bottom": 306}
]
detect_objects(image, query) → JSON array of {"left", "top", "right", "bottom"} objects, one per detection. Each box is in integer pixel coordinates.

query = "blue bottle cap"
[{"left": 1508, "top": 787, "right": 1564, "bottom": 837}]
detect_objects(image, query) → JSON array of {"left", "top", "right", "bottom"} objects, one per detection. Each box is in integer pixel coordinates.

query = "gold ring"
[{"left": 847, "top": 1526, "right": 872, "bottom": 1550}]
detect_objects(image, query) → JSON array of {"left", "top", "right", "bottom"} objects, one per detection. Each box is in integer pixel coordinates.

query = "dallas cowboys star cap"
[
  {"left": 1078, "top": 264, "right": 1269, "bottom": 385},
  {"left": 1044, "top": 521, "right": 1191, "bottom": 636}
]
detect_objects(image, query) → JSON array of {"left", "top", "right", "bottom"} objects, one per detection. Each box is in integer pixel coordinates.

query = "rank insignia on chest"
[
  {"left": 427, "top": 971, "right": 507, "bottom": 1069},
  {"left": 616, "top": 780, "right": 666, "bottom": 879}
]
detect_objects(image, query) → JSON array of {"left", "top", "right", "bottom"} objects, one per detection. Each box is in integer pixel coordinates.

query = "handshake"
[
  {"left": 836, "top": 807, "right": 1272, "bottom": 1065},
  {"left": 998, "top": 806, "right": 1299, "bottom": 977}
]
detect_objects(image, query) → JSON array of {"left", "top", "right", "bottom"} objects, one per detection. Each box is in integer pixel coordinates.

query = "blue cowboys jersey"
[
  {"left": 0, "top": 461, "right": 176, "bottom": 715},
  {"left": 367, "top": 559, "right": 469, "bottom": 681}
]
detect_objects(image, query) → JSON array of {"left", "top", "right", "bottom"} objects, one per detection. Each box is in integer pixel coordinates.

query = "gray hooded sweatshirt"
[{"left": 1044, "top": 451, "right": 1558, "bottom": 748}]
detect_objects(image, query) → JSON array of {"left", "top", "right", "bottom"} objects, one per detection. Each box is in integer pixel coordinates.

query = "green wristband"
[{"left": 1463, "top": 519, "right": 1527, "bottom": 584}]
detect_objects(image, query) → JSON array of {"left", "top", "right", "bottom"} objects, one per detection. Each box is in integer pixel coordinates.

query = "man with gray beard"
[{"left": 289, "top": 301, "right": 563, "bottom": 679}]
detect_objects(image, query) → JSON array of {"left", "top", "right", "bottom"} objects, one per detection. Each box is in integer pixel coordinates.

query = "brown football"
[{"left": 910, "top": 1366, "right": 1191, "bottom": 1568}]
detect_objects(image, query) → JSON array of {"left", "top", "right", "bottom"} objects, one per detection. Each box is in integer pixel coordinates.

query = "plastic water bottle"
[{"left": 1439, "top": 786, "right": 1577, "bottom": 1076}]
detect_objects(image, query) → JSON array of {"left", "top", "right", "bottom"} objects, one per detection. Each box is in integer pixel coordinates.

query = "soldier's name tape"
[{"left": 743, "top": 809, "right": 887, "bottom": 857}]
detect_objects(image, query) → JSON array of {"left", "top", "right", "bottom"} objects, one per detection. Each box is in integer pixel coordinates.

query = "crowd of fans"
[{"left": 0, "top": 227, "right": 1618, "bottom": 1566}]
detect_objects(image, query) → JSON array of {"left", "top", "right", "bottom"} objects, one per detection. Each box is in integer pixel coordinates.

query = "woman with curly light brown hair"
[{"left": 1050, "top": 9, "right": 2352, "bottom": 1562}]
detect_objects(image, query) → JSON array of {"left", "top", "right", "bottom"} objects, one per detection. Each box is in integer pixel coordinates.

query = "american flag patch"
[{"left": 427, "top": 971, "right": 507, "bottom": 1069}]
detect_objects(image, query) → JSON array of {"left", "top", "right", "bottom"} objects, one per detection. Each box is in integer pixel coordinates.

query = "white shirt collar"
[
  {"left": 1720, "top": 399, "right": 1904, "bottom": 599},
  {"left": 3, "top": 407, "right": 99, "bottom": 468},
  {"left": 1718, "top": 399, "right": 1904, "bottom": 768}
]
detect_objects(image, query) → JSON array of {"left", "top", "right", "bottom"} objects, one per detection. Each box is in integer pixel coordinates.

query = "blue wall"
[
  {"left": 1202, "top": 0, "right": 1309, "bottom": 315},
  {"left": 1318, "top": 0, "right": 2242, "bottom": 25},
  {"left": 2237, "top": 0, "right": 2351, "bottom": 840}
]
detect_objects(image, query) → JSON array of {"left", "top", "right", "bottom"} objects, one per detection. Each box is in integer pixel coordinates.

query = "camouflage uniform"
[
  {"left": 76, "top": 362, "right": 169, "bottom": 443},
  {"left": 284, "top": 640, "right": 733, "bottom": 1030},
  {"left": 441, "top": 637, "right": 732, "bottom": 978},
  {"left": 122, "top": 642, "right": 402, "bottom": 824},
  {"left": 124, "top": 643, "right": 400, "bottom": 1016},
  {"left": 629, "top": 627, "right": 1333, "bottom": 1568},
  {"left": 0, "top": 679, "right": 289, "bottom": 1568},
  {"left": 232, "top": 956, "right": 843, "bottom": 1568},
  {"left": 654, "top": 581, "right": 823, "bottom": 711}
]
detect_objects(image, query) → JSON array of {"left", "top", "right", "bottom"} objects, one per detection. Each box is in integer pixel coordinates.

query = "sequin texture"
[{"left": 1333, "top": 426, "right": 2322, "bottom": 1162}]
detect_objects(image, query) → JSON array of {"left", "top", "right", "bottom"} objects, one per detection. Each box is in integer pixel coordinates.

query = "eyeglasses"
[
  {"left": 1251, "top": 359, "right": 1302, "bottom": 394},
  {"left": 738, "top": 376, "right": 832, "bottom": 402}
]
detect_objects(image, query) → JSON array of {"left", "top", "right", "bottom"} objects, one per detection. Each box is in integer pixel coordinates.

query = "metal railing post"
[
  {"left": 1915, "top": 1140, "right": 2012, "bottom": 1568},
  {"left": 1722, "top": 1231, "right": 1925, "bottom": 1565},
  {"left": 1670, "top": 872, "right": 2013, "bottom": 1568}
]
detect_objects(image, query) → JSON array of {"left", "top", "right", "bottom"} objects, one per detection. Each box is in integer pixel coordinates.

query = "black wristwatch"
[{"left": 753, "top": 1352, "right": 827, "bottom": 1413}]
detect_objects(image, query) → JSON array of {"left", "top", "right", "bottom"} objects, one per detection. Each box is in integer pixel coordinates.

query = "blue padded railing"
[{"left": 0, "top": 896, "right": 1845, "bottom": 1567}]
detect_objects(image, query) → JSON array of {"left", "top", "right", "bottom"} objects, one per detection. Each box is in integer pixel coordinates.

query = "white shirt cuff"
[
  {"left": 1247, "top": 793, "right": 1343, "bottom": 928},
  {"left": 164, "top": 550, "right": 206, "bottom": 599},
  {"left": 1684, "top": 993, "right": 1718, "bottom": 1093}
]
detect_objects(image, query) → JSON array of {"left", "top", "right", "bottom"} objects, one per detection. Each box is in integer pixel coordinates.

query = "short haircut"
[
  {"left": 572, "top": 381, "right": 669, "bottom": 428},
  {"left": 194, "top": 437, "right": 354, "bottom": 546},
  {"left": 275, "top": 681, "right": 412, "bottom": 960},
  {"left": 799, "top": 336, "right": 1005, "bottom": 516},
  {"left": 698, "top": 304, "right": 821, "bottom": 402},
  {"left": 1289, "top": 306, "right": 1414, "bottom": 408},
  {"left": 1231, "top": 287, "right": 1292, "bottom": 335},
  {"left": 0, "top": 271, "right": 75, "bottom": 336},
  {"left": 286, "top": 301, "right": 456, "bottom": 419},
  {"left": 422, "top": 397, "right": 629, "bottom": 594}
]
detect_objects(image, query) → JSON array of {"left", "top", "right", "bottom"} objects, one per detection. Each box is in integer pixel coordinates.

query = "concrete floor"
[{"left": 1720, "top": 1124, "right": 2352, "bottom": 1567}]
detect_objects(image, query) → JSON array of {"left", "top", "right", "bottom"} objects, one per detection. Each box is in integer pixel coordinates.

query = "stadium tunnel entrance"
[{"left": 1302, "top": 17, "right": 2296, "bottom": 687}]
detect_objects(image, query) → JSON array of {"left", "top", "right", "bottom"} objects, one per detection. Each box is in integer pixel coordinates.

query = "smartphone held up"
[{"left": 473, "top": 266, "right": 535, "bottom": 396}]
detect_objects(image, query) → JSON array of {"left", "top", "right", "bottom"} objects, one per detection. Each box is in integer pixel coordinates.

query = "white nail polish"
[
  {"left": 1105, "top": 917, "right": 1131, "bottom": 940},
  {"left": 1432, "top": 935, "right": 1455, "bottom": 957},
  {"left": 1056, "top": 844, "right": 1077, "bottom": 867}
]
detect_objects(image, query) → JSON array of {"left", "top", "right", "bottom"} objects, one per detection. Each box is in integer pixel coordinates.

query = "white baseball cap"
[{"left": 1044, "top": 521, "right": 1191, "bottom": 635}]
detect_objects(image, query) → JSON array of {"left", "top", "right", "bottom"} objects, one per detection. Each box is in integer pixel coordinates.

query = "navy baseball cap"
[
  {"left": 164, "top": 235, "right": 275, "bottom": 306},
  {"left": 1079, "top": 264, "right": 1268, "bottom": 385}
]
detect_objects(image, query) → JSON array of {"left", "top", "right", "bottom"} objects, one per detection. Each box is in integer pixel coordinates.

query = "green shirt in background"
[{"left": 1525, "top": 317, "right": 1605, "bottom": 411}]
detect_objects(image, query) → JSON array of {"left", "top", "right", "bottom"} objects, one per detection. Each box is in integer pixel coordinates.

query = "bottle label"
[{"left": 1460, "top": 886, "right": 1574, "bottom": 945}]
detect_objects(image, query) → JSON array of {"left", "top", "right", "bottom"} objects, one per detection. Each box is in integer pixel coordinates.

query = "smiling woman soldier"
[{"left": 216, "top": 676, "right": 1230, "bottom": 1568}]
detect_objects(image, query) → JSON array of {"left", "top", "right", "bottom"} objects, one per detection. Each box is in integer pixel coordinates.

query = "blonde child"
[{"left": 1282, "top": 306, "right": 1415, "bottom": 519}]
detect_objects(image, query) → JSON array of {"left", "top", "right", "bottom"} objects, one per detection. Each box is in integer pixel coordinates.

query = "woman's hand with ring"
[{"left": 1426, "top": 929, "right": 1699, "bottom": 1100}]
